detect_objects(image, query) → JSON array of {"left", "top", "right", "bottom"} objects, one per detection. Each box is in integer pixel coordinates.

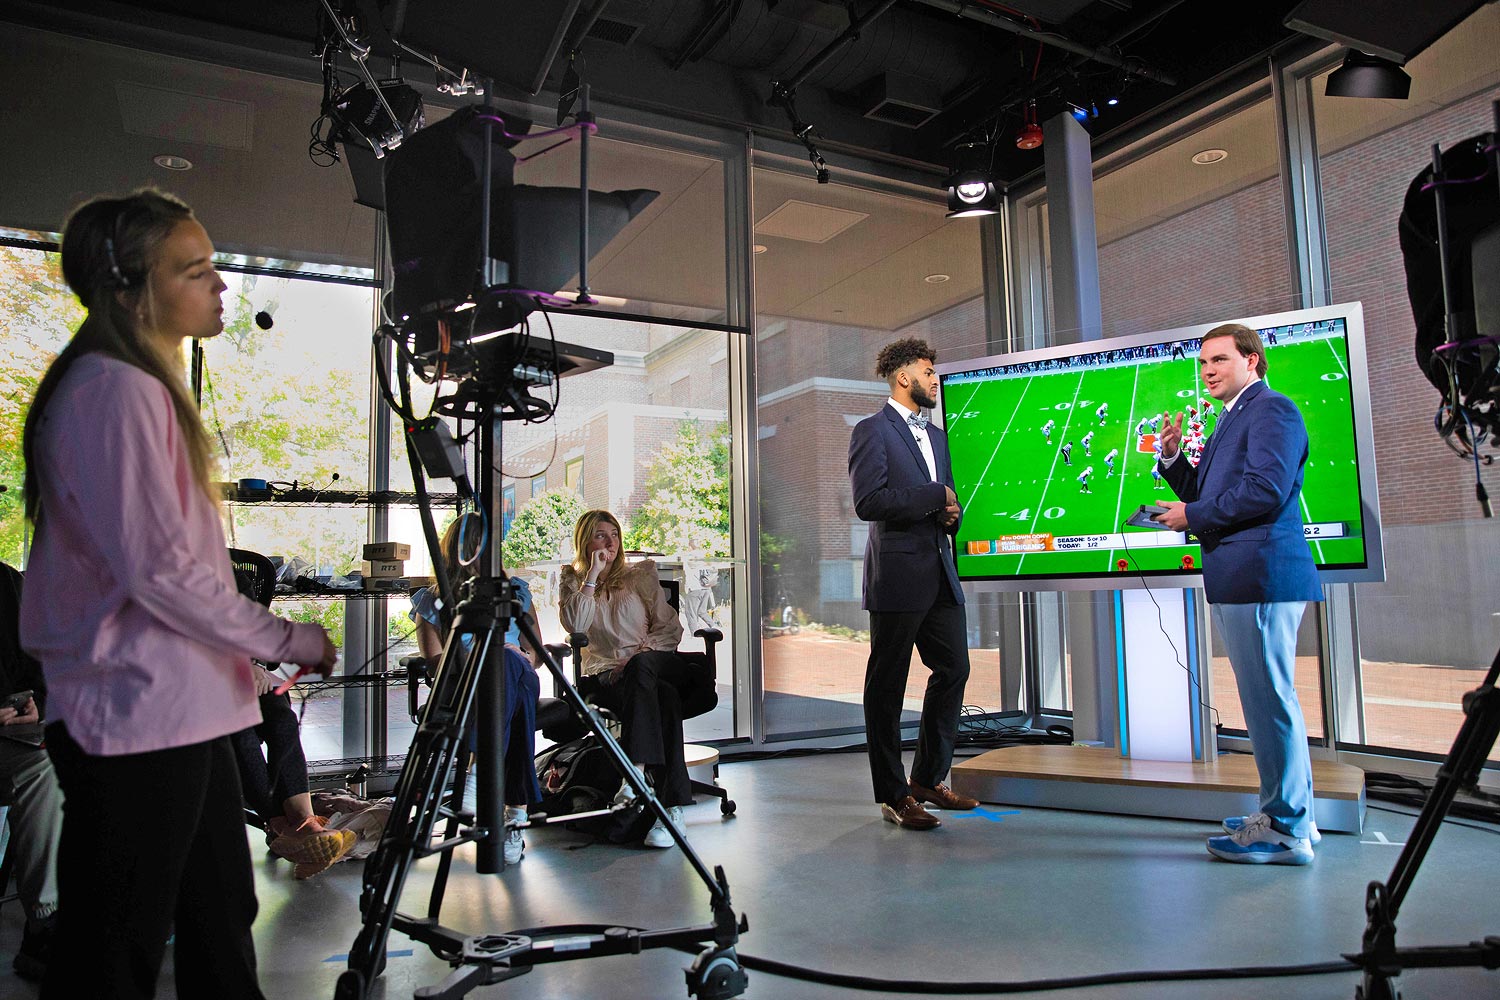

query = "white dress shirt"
[{"left": 888, "top": 398, "right": 937, "bottom": 482}]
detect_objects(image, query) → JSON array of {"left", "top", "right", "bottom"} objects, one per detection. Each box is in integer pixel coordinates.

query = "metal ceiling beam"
[{"left": 912, "top": 0, "right": 1177, "bottom": 86}]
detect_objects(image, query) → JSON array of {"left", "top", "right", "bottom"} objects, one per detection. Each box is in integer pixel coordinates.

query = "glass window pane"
[
  {"left": 1020, "top": 91, "right": 1321, "bottom": 743},
  {"left": 201, "top": 272, "right": 376, "bottom": 763},
  {"left": 494, "top": 314, "right": 737, "bottom": 742},
  {"left": 752, "top": 160, "right": 991, "bottom": 738},
  {"left": 1313, "top": 5, "right": 1500, "bottom": 760},
  {"left": 381, "top": 125, "right": 739, "bottom": 739},
  {"left": 1094, "top": 97, "right": 1298, "bottom": 337},
  {"left": 0, "top": 244, "right": 82, "bottom": 566}
]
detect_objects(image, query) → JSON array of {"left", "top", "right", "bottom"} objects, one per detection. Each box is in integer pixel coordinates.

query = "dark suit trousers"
[
  {"left": 591, "top": 650, "right": 715, "bottom": 807},
  {"left": 43, "top": 723, "right": 264, "bottom": 1000},
  {"left": 864, "top": 581, "right": 971, "bottom": 805}
]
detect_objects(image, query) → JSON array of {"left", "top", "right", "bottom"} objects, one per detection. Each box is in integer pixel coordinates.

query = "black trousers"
[
  {"left": 864, "top": 583, "right": 971, "bottom": 806},
  {"left": 43, "top": 723, "right": 264, "bottom": 1000},
  {"left": 230, "top": 691, "right": 309, "bottom": 827},
  {"left": 591, "top": 650, "right": 716, "bottom": 807}
]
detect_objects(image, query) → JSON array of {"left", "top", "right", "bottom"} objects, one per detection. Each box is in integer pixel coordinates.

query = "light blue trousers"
[{"left": 1213, "top": 601, "right": 1316, "bottom": 841}]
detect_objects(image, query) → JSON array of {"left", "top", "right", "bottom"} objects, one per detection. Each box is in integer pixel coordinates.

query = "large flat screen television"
[{"left": 937, "top": 302, "right": 1385, "bottom": 591}]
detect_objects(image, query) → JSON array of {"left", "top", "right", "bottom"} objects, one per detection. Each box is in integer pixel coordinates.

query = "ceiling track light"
[
  {"left": 1325, "top": 49, "right": 1412, "bottom": 99},
  {"left": 945, "top": 141, "right": 1001, "bottom": 219}
]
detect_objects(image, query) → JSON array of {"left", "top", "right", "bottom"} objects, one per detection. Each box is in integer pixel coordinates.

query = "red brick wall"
[{"left": 1097, "top": 176, "right": 1295, "bottom": 339}]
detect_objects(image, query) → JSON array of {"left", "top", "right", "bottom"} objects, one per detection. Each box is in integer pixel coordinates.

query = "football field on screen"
[{"left": 942, "top": 333, "right": 1367, "bottom": 583}]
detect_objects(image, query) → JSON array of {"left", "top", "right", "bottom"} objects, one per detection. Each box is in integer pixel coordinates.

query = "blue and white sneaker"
[
  {"left": 1207, "top": 813, "right": 1314, "bottom": 865},
  {"left": 1223, "top": 811, "right": 1321, "bottom": 845},
  {"left": 503, "top": 806, "right": 527, "bottom": 865}
]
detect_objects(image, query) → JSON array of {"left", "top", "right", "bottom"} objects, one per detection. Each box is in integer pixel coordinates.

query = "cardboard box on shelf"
[
  {"left": 363, "top": 541, "right": 411, "bottom": 561},
  {"left": 362, "top": 559, "right": 406, "bottom": 578}
]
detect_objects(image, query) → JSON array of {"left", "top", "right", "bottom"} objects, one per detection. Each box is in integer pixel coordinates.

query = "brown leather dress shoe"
[
  {"left": 909, "top": 780, "right": 979, "bottom": 811},
  {"left": 880, "top": 795, "right": 941, "bottom": 830}
]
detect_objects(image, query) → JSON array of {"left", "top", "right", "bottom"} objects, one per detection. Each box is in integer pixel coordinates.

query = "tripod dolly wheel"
[
  {"left": 685, "top": 944, "right": 748, "bottom": 1000},
  {"left": 720, "top": 798, "right": 736, "bottom": 816},
  {"left": 334, "top": 969, "right": 367, "bottom": 1000}
]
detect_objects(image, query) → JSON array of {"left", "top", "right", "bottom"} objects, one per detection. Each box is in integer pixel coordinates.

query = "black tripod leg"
[
  {"left": 341, "top": 631, "right": 493, "bottom": 992},
  {"left": 428, "top": 745, "right": 474, "bottom": 926},
  {"left": 1351, "top": 646, "right": 1500, "bottom": 999}
]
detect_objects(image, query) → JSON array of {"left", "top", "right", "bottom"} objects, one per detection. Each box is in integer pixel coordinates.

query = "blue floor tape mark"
[
  {"left": 324, "top": 950, "right": 414, "bottom": 963},
  {"left": 948, "top": 807, "right": 1022, "bottom": 823}
]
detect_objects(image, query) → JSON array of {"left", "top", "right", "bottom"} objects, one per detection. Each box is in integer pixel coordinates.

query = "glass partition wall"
[
  {"left": 1009, "top": 4, "right": 1500, "bottom": 769},
  {"left": 6, "top": 6, "right": 1497, "bottom": 772},
  {"left": 1308, "top": 5, "right": 1500, "bottom": 761},
  {"left": 748, "top": 153, "right": 1004, "bottom": 739}
]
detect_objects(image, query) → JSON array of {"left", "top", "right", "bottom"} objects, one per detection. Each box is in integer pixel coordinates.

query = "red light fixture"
[{"left": 1015, "top": 101, "right": 1043, "bottom": 150}]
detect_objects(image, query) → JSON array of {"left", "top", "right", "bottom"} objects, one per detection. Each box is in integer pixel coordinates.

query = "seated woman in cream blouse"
[{"left": 558, "top": 509, "right": 716, "bottom": 848}]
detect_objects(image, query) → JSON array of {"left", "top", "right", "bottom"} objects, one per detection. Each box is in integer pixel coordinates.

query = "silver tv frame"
[{"left": 936, "top": 301, "right": 1386, "bottom": 592}]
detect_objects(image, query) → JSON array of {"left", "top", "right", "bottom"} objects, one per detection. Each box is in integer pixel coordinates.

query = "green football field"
[{"left": 942, "top": 332, "right": 1368, "bottom": 583}]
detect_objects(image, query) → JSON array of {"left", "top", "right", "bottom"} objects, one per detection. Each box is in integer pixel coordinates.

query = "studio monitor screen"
[{"left": 938, "top": 302, "right": 1385, "bottom": 591}]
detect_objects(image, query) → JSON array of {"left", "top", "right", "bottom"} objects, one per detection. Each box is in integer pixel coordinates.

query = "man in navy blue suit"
[
  {"left": 848, "top": 338, "right": 977, "bottom": 831},
  {"left": 1154, "top": 324, "right": 1323, "bottom": 865}
]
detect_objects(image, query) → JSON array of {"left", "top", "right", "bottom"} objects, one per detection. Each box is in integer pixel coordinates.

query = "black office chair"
[
  {"left": 229, "top": 547, "right": 278, "bottom": 608},
  {"left": 227, "top": 547, "right": 308, "bottom": 832},
  {"left": 555, "top": 578, "right": 735, "bottom": 816}
]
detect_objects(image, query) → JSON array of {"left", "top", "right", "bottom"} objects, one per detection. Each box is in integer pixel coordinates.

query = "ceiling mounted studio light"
[
  {"left": 1325, "top": 50, "right": 1411, "bottom": 99},
  {"left": 945, "top": 141, "right": 1000, "bottom": 219}
]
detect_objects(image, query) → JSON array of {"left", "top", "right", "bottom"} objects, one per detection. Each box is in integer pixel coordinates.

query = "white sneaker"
[
  {"left": 1223, "top": 811, "right": 1321, "bottom": 845},
  {"left": 1207, "top": 812, "right": 1314, "bottom": 865},
  {"left": 643, "top": 805, "right": 684, "bottom": 849},
  {"left": 503, "top": 806, "right": 526, "bottom": 865}
]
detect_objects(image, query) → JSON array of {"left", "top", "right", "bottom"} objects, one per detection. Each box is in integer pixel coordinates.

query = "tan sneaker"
[{"left": 270, "top": 817, "right": 357, "bottom": 878}]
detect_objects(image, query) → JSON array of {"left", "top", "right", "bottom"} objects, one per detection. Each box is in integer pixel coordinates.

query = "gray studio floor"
[{"left": 3, "top": 750, "right": 1499, "bottom": 1000}]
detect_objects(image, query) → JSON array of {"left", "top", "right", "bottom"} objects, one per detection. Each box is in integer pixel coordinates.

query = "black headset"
[{"left": 103, "top": 204, "right": 132, "bottom": 288}]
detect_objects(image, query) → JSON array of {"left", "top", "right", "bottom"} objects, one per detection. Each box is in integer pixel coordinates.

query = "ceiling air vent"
[
  {"left": 860, "top": 72, "right": 942, "bottom": 130},
  {"left": 587, "top": 16, "right": 644, "bottom": 46}
]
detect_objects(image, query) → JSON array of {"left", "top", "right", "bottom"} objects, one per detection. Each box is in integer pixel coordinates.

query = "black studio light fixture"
[
  {"left": 1325, "top": 50, "right": 1412, "bottom": 99},
  {"left": 945, "top": 142, "right": 1000, "bottom": 218}
]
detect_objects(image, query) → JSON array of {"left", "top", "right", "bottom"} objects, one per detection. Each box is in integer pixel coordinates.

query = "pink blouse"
[
  {"left": 19, "top": 354, "right": 326, "bottom": 755},
  {"left": 558, "top": 559, "right": 683, "bottom": 676}
]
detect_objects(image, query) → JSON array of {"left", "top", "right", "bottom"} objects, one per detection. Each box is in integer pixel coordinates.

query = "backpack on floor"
[{"left": 534, "top": 734, "right": 658, "bottom": 843}]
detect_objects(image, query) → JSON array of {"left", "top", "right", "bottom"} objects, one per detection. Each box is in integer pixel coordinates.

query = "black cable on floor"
[
  {"left": 1363, "top": 770, "right": 1500, "bottom": 826},
  {"left": 510, "top": 923, "right": 1359, "bottom": 995},
  {"left": 726, "top": 951, "right": 1357, "bottom": 994}
]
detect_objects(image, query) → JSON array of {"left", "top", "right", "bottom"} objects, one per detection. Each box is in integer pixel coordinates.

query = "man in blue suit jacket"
[
  {"left": 848, "top": 338, "right": 977, "bottom": 831},
  {"left": 1155, "top": 324, "right": 1323, "bottom": 865}
]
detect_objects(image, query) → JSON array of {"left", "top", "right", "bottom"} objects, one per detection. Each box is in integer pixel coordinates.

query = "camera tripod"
[
  {"left": 1346, "top": 643, "right": 1500, "bottom": 999},
  {"left": 335, "top": 356, "right": 747, "bottom": 1000}
]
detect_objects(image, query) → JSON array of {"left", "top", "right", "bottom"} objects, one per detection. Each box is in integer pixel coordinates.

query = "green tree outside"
[
  {"left": 0, "top": 246, "right": 85, "bottom": 565},
  {"left": 502, "top": 488, "right": 586, "bottom": 568},
  {"left": 625, "top": 421, "right": 731, "bottom": 558}
]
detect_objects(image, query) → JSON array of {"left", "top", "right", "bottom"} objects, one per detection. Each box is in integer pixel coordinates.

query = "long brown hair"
[
  {"left": 23, "top": 189, "right": 216, "bottom": 522},
  {"left": 439, "top": 512, "right": 486, "bottom": 585},
  {"left": 571, "top": 509, "right": 627, "bottom": 590}
]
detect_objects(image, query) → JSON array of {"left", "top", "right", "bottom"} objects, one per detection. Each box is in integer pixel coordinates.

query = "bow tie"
[{"left": 907, "top": 411, "right": 929, "bottom": 430}]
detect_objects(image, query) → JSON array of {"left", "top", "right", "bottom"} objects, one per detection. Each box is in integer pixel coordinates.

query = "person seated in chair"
[
  {"left": 409, "top": 514, "right": 542, "bottom": 865},
  {"left": 558, "top": 510, "right": 717, "bottom": 849},
  {"left": 0, "top": 563, "right": 61, "bottom": 981},
  {"left": 230, "top": 671, "right": 356, "bottom": 879}
]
